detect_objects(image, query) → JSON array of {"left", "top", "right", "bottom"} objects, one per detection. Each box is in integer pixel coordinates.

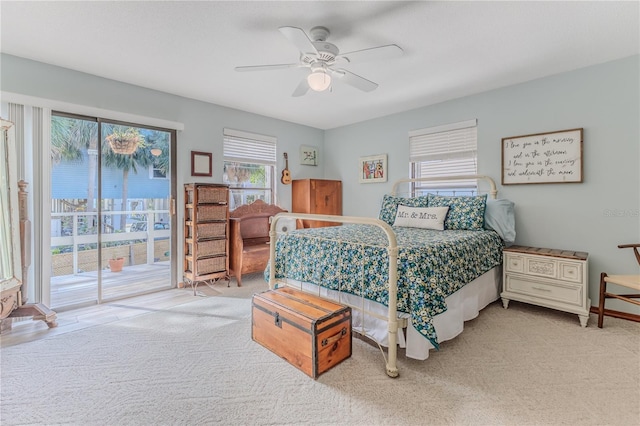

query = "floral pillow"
[
  {"left": 428, "top": 194, "right": 487, "bottom": 230},
  {"left": 378, "top": 194, "right": 430, "bottom": 225}
]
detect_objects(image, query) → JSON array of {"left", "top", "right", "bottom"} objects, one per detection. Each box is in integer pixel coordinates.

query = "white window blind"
[
  {"left": 223, "top": 128, "right": 277, "bottom": 209},
  {"left": 409, "top": 119, "right": 478, "bottom": 191},
  {"left": 223, "top": 128, "right": 276, "bottom": 165}
]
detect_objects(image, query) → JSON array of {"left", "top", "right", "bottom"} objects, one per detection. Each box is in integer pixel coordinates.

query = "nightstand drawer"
[
  {"left": 504, "top": 254, "right": 524, "bottom": 273},
  {"left": 505, "top": 276, "right": 583, "bottom": 306},
  {"left": 559, "top": 262, "right": 582, "bottom": 283},
  {"left": 525, "top": 257, "right": 557, "bottom": 279}
]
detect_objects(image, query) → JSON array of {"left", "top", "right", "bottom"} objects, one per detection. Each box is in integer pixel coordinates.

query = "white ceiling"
[{"left": 1, "top": 1, "right": 638, "bottom": 130}]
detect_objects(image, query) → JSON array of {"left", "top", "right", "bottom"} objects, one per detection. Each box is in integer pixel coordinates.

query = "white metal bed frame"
[{"left": 267, "top": 175, "right": 498, "bottom": 378}]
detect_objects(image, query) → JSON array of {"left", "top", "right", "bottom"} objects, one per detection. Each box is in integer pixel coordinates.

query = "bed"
[{"left": 266, "top": 175, "right": 515, "bottom": 377}]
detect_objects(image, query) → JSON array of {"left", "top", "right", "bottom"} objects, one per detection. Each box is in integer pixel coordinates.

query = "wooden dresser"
[
  {"left": 183, "top": 183, "right": 230, "bottom": 289},
  {"left": 292, "top": 179, "right": 342, "bottom": 228},
  {"left": 501, "top": 245, "right": 590, "bottom": 327}
]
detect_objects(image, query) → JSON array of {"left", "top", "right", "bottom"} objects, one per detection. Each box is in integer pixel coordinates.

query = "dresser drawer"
[
  {"left": 505, "top": 275, "right": 583, "bottom": 307},
  {"left": 525, "top": 257, "right": 557, "bottom": 279},
  {"left": 559, "top": 261, "right": 582, "bottom": 283},
  {"left": 504, "top": 254, "right": 524, "bottom": 273},
  {"left": 519, "top": 256, "right": 583, "bottom": 283}
]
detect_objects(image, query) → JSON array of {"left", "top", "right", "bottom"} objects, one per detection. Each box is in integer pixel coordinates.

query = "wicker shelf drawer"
[
  {"left": 186, "top": 185, "right": 228, "bottom": 205},
  {"left": 195, "top": 222, "right": 226, "bottom": 239},
  {"left": 187, "top": 256, "right": 227, "bottom": 275},
  {"left": 185, "top": 222, "right": 227, "bottom": 240},
  {"left": 197, "top": 205, "right": 227, "bottom": 221},
  {"left": 198, "top": 186, "right": 227, "bottom": 204},
  {"left": 194, "top": 239, "right": 226, "bottom": 258}
]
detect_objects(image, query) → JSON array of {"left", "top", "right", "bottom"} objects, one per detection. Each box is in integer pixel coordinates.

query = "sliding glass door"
[{"left": 50, "top": 113, "right": 175, "bottom": 309}]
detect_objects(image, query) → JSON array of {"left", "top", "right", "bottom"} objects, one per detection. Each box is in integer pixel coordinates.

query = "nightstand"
[{"left": 501, "top": 245, "right": 590, "bottom": 327}]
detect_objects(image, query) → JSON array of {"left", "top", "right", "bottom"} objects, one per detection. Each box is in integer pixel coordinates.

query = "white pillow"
[{"left": 393, "top": 205, "right": 449, "bottom": 230}]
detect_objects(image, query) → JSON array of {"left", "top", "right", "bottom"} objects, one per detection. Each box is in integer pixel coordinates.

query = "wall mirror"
[{"left": 0, "top": 119, "right": 23, "bottom": 321}]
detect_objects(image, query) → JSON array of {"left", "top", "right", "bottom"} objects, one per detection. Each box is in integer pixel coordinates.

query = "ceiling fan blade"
[
  {"left": 292, "top": 77, "right": 310, "bottom": 97},
  {"left": 279, "top": 26, "right": 319, "bottom": 55},
  {"left": 337, "top": 44, "right": 403, "bottom": 64},
  {"left": 235, "top": 63, "right": 301, "bottom": 72},
  {"left": 331, "top": 69, "right": 378, "bottom": 92}
]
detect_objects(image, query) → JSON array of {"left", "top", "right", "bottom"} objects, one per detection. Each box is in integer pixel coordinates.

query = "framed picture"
[
  {"left": 359, "top": 154, "right": 387, "bottom": 183},
  {"left": 502, "top": 128, "right": 583, "bottom": 185},
  {"left": 300, "top": 145, "right": 318, "bottom": 166},
  {"left": 191, "top": 151, "right": 212, "bottom": 177}
]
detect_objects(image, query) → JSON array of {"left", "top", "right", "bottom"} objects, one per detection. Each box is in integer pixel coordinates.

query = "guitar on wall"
[{"left": 281, "top": 152, "right": 292, "bottom": 185}]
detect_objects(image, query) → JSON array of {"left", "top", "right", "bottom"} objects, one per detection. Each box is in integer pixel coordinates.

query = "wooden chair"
[
  {"left": 598, "top": 243, "right": 640, "bottom": 328},
  {"left": 228, "top": 200, "right": 286, "bottom": 286}
]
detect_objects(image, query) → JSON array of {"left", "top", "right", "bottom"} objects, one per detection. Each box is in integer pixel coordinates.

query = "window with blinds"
[
  {"left": 223, "top": 128, "right": 277, "bottom": 210},
  {"left": 409, "top": 119, "right": 478, "bottom": 196}
]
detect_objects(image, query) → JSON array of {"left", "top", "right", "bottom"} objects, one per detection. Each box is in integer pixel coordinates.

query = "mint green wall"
[
  {"left": 324, "top": 55, "right": 640, "bottom": 314},
  {"left": 2, "top": 53, "right": 638, "bottom": 314}
]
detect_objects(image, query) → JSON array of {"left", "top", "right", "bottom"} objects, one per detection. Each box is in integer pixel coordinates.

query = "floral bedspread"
[{"left": 266, "top": 224, "right": 503, "bottom": 348}]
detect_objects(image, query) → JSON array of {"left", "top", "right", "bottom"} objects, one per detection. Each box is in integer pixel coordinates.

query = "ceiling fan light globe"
[{"left": 307, "top": 71, "right": 331, "bottom": 92}]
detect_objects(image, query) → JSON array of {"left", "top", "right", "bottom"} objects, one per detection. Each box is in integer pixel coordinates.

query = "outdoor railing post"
[
  {"left": 146, "top": 210, "right": 155, "bottom": 265},
  {"left": 72, "top": 211, "right": 79, "bottom": 275}
]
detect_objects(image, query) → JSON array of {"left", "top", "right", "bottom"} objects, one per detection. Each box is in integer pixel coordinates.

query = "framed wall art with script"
[{"left": 502, "top": 128, "right": 583, "bottom": 185}]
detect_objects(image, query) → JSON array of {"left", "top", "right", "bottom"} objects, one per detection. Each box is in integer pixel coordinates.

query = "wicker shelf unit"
[{"left": 183, "top": 183, "right": 230, "bottom": 289}]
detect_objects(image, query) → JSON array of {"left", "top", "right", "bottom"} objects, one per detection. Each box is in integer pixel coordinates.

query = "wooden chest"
[{"left": 252, "top": 287, "right": 352, "bottom": 378}]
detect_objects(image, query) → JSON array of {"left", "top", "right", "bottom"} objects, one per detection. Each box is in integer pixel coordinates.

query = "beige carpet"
[{"left": 1, "top": 274, "right": 639, "bottom": 426}]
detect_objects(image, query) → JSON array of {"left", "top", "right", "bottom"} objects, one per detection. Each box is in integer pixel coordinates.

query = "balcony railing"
[{"left": 51, "top": 209, "right": 170, "bottom": 276}]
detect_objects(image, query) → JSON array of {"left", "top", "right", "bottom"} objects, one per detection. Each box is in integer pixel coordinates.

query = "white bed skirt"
[{"left": 284, "top": 266, "right": 502, "bottom": 361}]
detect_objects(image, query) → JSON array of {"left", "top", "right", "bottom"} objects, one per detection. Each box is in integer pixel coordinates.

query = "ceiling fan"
[{"left": 235, "top": 26, "right": 403, "bottom": 97}]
